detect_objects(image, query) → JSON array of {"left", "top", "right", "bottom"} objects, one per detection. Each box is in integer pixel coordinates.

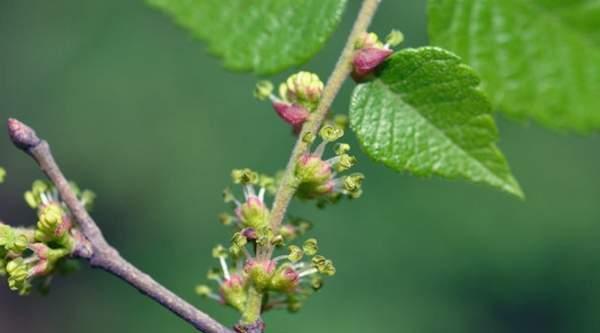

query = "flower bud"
[
  {"left": 272, "top": 101, "right": 311, "bottom": 133},
  {"left": 0, "top": 167, "right": 5, "bottom": 183},
  {"left": 236, "top": 196, "right": 270, "bottom": 229},
  {"left": 270, "top": 265, "right": 300, "bottom": 293},
  {"left": 279, "top": 71, "right": 323, "bottom": 110},
  {"left": 220, "top": 275, "right": 247, "bottom": 312},
  {"left": 37, "top": 202, "right": 70, "bottom": 239},
  {"left": 351, "top": 31, "right": 402, "bottom": 82},
  {"left": 295, "top": 154, "right": 332, "bottom": 185},
  {"left": 352, "top": 47, "right": 393, "bottom": 81},
  {"left": 244, "top": 259, "right": 275, "bottom": 291}
]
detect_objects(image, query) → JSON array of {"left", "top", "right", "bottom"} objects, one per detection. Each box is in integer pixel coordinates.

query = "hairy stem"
[
  {"left": 267, "top": 0, "right": 381, "bottom": 239},
  {"left": 7, "top": 118, "right": 234, "bottom": 333},
  {"left": 240, "top": 0, "right": 382, "bottom": 328}
]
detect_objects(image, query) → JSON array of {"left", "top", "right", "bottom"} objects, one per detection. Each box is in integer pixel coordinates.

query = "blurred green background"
[{"left": 2, "top": 1, "right": 600, "bottom": 332}]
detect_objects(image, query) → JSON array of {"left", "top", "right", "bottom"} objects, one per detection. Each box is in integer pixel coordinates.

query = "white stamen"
[
  {"left": 219, "top": 256, "right": 231, "bottom": 280},
  {"left": 314, "top": 141, "right": 327, "bottom": 158},
  {"left": 243, "top": 185, "right": 256, "bottom": 200},
  {"left": 325, "top": 156, "right": 341, "bottom": 166},
  {"left": 273, "top": 255, "right": 288, "bottom": 263},
  {"left": 258, "top": 187, "right": 266, "bottom": 202},
  {"left": 298, "top": 268, "right": 318, "bottom": 278},
  {"left": 292, "top": 262, "right": 306, "bottom": 270},
  {"left": 40, "top": 192, "right": 49, "bottom": 205}
]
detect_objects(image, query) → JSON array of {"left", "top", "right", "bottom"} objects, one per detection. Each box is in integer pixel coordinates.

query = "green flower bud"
[
  {"left": 271, "top": 265, "right": 299, "bottom": 293},
  {"left": 236, "top": 197, "right": 270, "bottom": 229},
  {"left": 6, "top": 258, "right": 31, "bottom": 294},
  {"left": 279, "top": 71, "right": 323, "bottom": 111},
  {"left": 295, "top": 155, "right": 332, "bottom": 185},
  {"left": 254, "top": 80, "right": 274, "bottom": 101},
  {"left": 319, "top": 125, "right": 344, "bottom": 142},
  {"left": 244, "top": 259, "right": 275, "bottom": 291},
  {"left": 0, "top": 167, "right": 6, "bottom": 183},
  {"left": 37, "top": 203, "right": 67, "bottom": 238},
  {"left": 0, "top": 225, "right": 31, "bottom": 254},
  {"left": 302, "top": 239, "right": 318, "bottom": 256},
  {"left": 287, "top": 245, "right": 304, "bottom": 263},
  {"left": 220, "top": 275, "right": 247, "bottom": 312}
]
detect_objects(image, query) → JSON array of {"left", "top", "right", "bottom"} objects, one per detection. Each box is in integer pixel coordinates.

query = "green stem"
[
  {"left": 241, "top": 0, "right": 382, "bottom": 328},
  {"left": 241, "top": 286, "right": 264, "bottom": 324}
]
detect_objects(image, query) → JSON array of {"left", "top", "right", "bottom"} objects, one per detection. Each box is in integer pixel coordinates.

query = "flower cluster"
[
  {"left": 255, "top": 71, "right": 324, "bottom": 133},
  {"left": 196, "top": 168, "right": 336, "bottom": 313},
  {"left": 0, "top": 180, "right": 94, "bottom": 294},
  {"left": 195, "top": 71, "right": 364, "bottom": 318},
  {"left": 352, "top": 30, "right": 404, "bottom": 82}
]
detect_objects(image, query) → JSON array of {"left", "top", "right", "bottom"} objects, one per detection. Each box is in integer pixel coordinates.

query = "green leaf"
[
  {"left": 428, "top": 0, "right": 600, "bottom": 132},
  {"left": 349, "top": 47, "right": 523, "bottom": 198},
  {"left": 147, "top": 0, "right": 347, "bottom": 75}
]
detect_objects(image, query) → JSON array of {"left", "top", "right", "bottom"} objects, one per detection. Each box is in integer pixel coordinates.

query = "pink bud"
[
  {"left": 352, "top": 47, "right": 393, "bottom": 82},
  {"left": 272, "top": 101, "right": 310, "bottom": 127}
]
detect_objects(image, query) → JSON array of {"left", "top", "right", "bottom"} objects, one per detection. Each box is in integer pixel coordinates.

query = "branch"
[
  {"left": 7, "top": 118, "right": 234, "bottom": 333},
  {"left": 266, "top": 0, "right": 382, "bottom": 243},
  {"left": 240, "top": 0, "right": 382, "bottom": 330}
]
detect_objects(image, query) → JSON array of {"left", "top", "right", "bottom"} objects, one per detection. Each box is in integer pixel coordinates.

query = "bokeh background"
[{"left": 2, "top": 1, "right": 600, "bottom": 332}]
